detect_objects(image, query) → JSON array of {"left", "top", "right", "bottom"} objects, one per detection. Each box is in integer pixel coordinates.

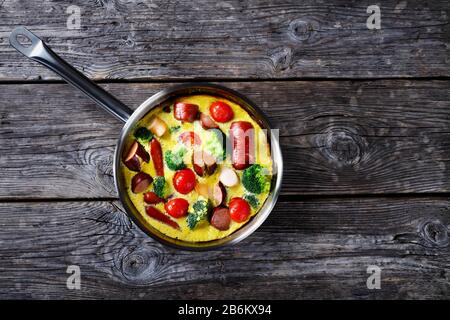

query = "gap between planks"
[
  {"left": 1, "top": 193, "right": 450, "bottom": 203},
  {"left": 0, "top": 76, "right": 449, "bottom": 85}
]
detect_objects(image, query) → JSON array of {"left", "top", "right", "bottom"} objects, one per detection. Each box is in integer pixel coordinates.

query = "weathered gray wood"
[
  {"left": 1, "top": 0, "right": 449, "bottom": 80},
  {"left": 1, "top": 80, "right": 450, "bottom": 198},
  {"left": 1, "top": 0, "right": 448, "bottom": 302},
  {"left": 0, "top": 198, "right": 448, "bottom": 299}
]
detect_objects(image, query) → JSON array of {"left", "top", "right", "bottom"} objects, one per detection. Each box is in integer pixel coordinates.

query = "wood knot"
[
  {"left": 320, "top": 129, "right": 365, "bottom": 166},
  {"left": 121, "top": 35, "right": 136, "bottom": 48},
  {"left": 422, "top": 221, "right": 449, "bottom": 247},
  {"left": 288, "top": 18, "right": 317, "bottom": 42},
  {"left": 95, "top": 155, "right": 116, "bottom": 195},
  {"left": 269, "top": 47, "right": 293, "bottom": 72},
  {"left": 117, "top": 246, "right": 163, "bottom": 283}
]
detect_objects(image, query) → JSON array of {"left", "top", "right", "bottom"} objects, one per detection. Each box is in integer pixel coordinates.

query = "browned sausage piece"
[
  {"left": 148, "top": 116, "right": 168, "bottom": 137},
  {"left": 150, "top": 138, "right": 164, "bottom": 177},
  {"left": 229, "top": 121, "right": 254, "bottom": 170},
  {"left": 192, "top": 151, "right": 217, "bottom": 176},
  {"left": 210, "top": 182, "right": 226, "bottom": 207},
  {"left": 200, "top": 112, "right": 219, "bottom": 129},
  {"left": 174, "top": 102, "right": 199, "bottom": 123},
  {"left": 211, "top": 206, "right": 231, "bottom": 231},
  {"left": 135, "top": 143, "right": 150, "bottom": 163},
  {"left": 123, "top": 141, "right": 141, "bottom": 171},
  {"left": 123, "top": 154, "right": 141, "bottom": 172},
  {"left": 131, "top": 172, "right": 153, "bottom": 193},
  {"left": 124, "top": 141, "right": 139, "bottom": 161},
  {"left": 202, "top": 151, "right": 217, "bottom": 175},
  {"left": 219, "top": 167, "right": 239, "bottom": 187},
  {"left": 192, "top": 150, "right": 205, "bottom": 176}
]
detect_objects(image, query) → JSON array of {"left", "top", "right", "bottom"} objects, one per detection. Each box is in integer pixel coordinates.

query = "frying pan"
[{"left": 9, "top": 26, "right": 283, "bottom": 250}]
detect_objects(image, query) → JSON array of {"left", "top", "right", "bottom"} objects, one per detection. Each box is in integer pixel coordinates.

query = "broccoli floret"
[
  {"left": 165, "top": 148, "right": 186, "bottom": 171},
  {"left": 134, "top": 127, "right": 153, "bottom": 144},
  {"left": 192, "top": 198, "right": 209, "bottom": 213},
  {"left": 169, "top": 125, "right": 181, "bottom": 134},
  {"left": 204, "top": 128, "right": 226, "bottom": 161},
  {"left": 186, "top": 213, "right": 199, "bottom": 230},
  {"left": 186, "top": 197, "right": 211, "bottom": 230},
  {"left": 244, "top": 194, "right": 259, "bottom": 209},
  {"left": 152, "top": 176, "right": 169, "bottom": 198},
  {"left": 242, "top": 164, "right": 271, "bottom": 194}
]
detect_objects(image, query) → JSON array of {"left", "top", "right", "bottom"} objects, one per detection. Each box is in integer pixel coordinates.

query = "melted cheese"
[{"left": 121, "top": 95, "right": 272, "bottom": 242}]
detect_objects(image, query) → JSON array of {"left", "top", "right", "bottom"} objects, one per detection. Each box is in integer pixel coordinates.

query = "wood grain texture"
[
  {"left": 0, "top": 198, "right": 448, "bottom": 299},
  {"left": 1, "top": 0, "right": 449, "bottom": 301},
  {"left": 1, "top": 0, "right": 449, "bottom": 80},
  {"left": 1, "top": 80, "right": 450, "bottom": 198}
]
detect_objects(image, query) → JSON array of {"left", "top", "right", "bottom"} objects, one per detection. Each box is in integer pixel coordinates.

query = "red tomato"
[
  {"left": 209, "top": 101, "right": 234, "bottom": 123},
  {"left": 173, "top": 168, "right": 196, "bottom": 194},
  {"left": 164, "top": 198, "right": 189, "bottom": 218},
  {"left": 179, "top": 131, "right": 201, "bottom": 147},
  {"left": 229, "top": 197, "right": 251, "bottom": 222}
]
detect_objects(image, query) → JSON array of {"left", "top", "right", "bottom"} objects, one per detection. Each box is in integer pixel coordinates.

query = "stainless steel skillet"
[{"left": 9, "top": 27, "right": 283, "bottom": 250}]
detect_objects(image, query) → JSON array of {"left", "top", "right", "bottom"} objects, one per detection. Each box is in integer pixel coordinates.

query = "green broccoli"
[
  {"left": 244, "top": 193, "right": 259, "bottom": 209},
  {"left": 242, "top": 164, "right": 271, "bottom": 194},
  {"left": 169, "top": 125, "right": 181, "bottom": 134},
  {"left": 186, "top": 197, "right": 211, "bottom": 230},
  {"left": 152, "top": 176, "right": 169, "bottom": 198},
  {"left": 165, "top": 148, "right": 186, "bottom": 171},
  {"left": 204, "top": 128, "right": 226, "bottom": 161},
  {"left": 134, "top": 127, "right": 153, "bottom": 142},
  {"left": 134, "top": 127, "right": 153, "bottom": 144}
]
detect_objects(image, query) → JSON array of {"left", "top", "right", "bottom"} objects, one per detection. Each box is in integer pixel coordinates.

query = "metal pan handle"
[{"left": 9, "top": 27, "right": 133, "bottom": 123}]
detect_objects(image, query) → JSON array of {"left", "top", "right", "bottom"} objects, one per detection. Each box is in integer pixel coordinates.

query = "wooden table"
[{"left": 0, "top": 0, "right": 449, "bottom": 299}]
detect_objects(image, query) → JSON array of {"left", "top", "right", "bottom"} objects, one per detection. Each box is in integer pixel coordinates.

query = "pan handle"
[{"left": 9, "top": 27, "right": 133, "bottom": 123}]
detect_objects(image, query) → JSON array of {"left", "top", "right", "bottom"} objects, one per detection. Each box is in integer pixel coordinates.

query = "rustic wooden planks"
[
  {"left": 1, "top": 81, "right": 449, "bottom": 198},
  {"left": 0, "top": 198, "right": 448, "bottom": 299},
  {"left": 1, "top": 0, "right": 449, "bottom": 301},
  {"left": 1, "top": 0, "right": 449, "bottom": 80}
]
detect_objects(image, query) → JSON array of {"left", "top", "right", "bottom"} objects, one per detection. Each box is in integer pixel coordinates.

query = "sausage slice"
[
  {"left": 131, "top": 172, "right": 153, "bottom": 193},
  {"left": 210, "top": 182, "right": 226, "bottom": 207},
  {"left": 230, "top": 121, "right": 254, "bottom": 170},
  {"left": 211, "top": 207, "right": 231, "bottom": 231},
  {"left": 219, "top": 167, "right": 239, "bottom": 187}
]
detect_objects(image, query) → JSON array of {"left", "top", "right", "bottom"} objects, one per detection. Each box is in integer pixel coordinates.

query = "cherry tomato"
[
  {"left": 229, "top": 197, "right": 251, "bottom": 222},
  {"left": 173, "top": 168, "right": 196, "bottom": 194},
  {"left": 209, "top": 101, "right": 234, "bottom": 123},
  {"left": 179, "top": 131, "right": 201, "bottom": 147},
  {"left": 164, "top": 198, "right": 189, "bottom": 218}
]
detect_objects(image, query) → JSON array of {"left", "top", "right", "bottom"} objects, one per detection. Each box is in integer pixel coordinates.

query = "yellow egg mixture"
[{"left": 121, "top": 95, "right": 272, "bottom": 242}]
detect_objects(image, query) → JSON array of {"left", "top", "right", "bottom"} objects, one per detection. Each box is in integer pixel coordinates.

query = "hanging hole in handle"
[
  {"left": 9, "top": 27, "right": 42, "bottom": 56},
  {"left": 16, "top": 34, "right": 32, "bottom": 48}
]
